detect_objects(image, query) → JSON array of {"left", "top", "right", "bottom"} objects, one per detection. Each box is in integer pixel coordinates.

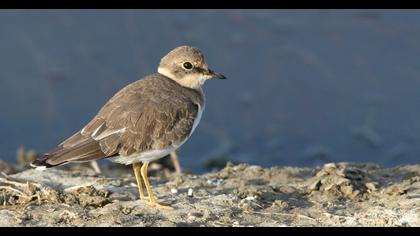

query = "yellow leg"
[
  {"left": 132, "top": 162, "right": 146, "bottom": 199},
  {"left": 140, "top": 161, "right": 172, "bottom": 209},
  {"left": 170, "top": 151, "right": 182, "bottom": 175},
  {"left": 140, "top": 161, "right": 157, "bottom": 202}
]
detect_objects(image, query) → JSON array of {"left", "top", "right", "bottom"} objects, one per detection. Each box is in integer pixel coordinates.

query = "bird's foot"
[
  {"left": 146, "top": 201, "right": 173, "bottom": 210},
  {"left": 144, "top": 197, "right": 173, "bottom": 210},
  {"left": 138, "top": 195, "right": 173, "bottom": 210}
]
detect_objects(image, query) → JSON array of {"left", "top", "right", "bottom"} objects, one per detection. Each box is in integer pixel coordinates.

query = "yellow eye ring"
[{"left": 183, "top": 62, "right": 193, "bottom": 70}]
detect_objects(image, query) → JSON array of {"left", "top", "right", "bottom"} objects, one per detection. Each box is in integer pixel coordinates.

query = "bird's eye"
[{"left": 183, "top": 62, "right": 193, "bottom": 70}]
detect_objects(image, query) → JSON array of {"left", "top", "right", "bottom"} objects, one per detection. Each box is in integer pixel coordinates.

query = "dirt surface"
[{"left": 0, "top": 162, "right": 419, "bottom": 226}]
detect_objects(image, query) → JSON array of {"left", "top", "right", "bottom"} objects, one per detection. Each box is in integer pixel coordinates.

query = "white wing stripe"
[
  {"left": 92, "top": 127, "right": 126, "bottom": 140},
  {"left": 91, "top": 123, "right": 105, "bottom": 137}
]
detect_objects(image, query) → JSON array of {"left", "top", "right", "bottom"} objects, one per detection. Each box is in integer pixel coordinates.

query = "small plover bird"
[{"left": 31, "top": 45, "right": 225, "bottom": 208}]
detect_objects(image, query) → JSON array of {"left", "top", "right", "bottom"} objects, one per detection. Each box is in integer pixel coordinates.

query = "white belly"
[
  {"left": 110, "top": 103, "right": 205, "bottom": 165},
  {"left": 109, "top": 146, "right": 177, "bottom": 165}
]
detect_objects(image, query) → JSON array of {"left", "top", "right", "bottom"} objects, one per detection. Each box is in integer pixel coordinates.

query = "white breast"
[
  {"left": 191, "top": 102, "right": 204, "bottom": 136},
  {"left": 190, "top": 88, "right": 206, "bottom": 136}
]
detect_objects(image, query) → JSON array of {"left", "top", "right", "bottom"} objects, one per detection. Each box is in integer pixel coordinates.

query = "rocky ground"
[{"left": 0, "top": 161, "right": 419, "bottom": 227}]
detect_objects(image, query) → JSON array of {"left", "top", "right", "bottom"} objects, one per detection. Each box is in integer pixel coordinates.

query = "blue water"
[{"left": 1, "top": 10, "right": 419, "bottom": 171}]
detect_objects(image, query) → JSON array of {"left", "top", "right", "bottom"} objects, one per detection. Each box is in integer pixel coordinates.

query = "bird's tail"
[
  {"left": 30, "top": 139, "right": 105, "bottom": 170},
  {"left": 30, "top": 153, "right": 67, "bottom": 170}
]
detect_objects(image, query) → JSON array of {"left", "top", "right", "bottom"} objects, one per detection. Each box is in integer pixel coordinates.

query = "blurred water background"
[{"left": 1, "top": 10, "right": 419, "bottom": 172}]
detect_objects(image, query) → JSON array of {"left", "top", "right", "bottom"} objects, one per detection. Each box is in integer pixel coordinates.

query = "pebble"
[
  {"left": 248, "top": 165, "right": 263, "bottom": 171},
  {"left": 188, "top": 188, "right": 194, "bottom": 197},
  {"left": 206, "top": 179, "right": 224, "bottom": 186},
  {"left": 324, "top": 163, "right": 337, "bottom": 169},
  {"left": 244, "top": 195, "right": 257, "bottom": 201},
  {"left": 188, "top": 211, "right": 203, "bottom": 218},
  {"left": 187, "top": 215, "right": 196, "bottom": 221},
  {"left": 366, "top": 182, "right": 377, "bottom": 191},
  {"left": 272, "top": 200, "right": 288, "bottom": 209},
  {"left": 171, "top": 188, "right": 178, "bottom": 194}
]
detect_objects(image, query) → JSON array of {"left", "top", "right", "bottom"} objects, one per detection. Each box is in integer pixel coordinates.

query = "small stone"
[
  {"left": 121, "top": 207, "right": 132, "bottom": 215},
  {"left": 244, "top": 195, "right": 257, "bottom": 201},
  {"left": 188, "top": 211, "right": 203, "bottom": 218},
  {"left": 233, "top": 165, "right": 247, "bottom": 171},
  {"left": 187, "top": 211, "right": 203, "bottom": 222},
  {"left": 149, "top": 163, "right": 163, "bottom": 171},
  {"left": 215, "top": 179, "right": 224, "bottom": 186},
  {"left": 366, "top": 182, "right": 377, "bottom": 192},
  {"left": 187, "top": 188, "right": 193, "bottom": 197},
  {"left": 206, "top": 179, "right": 224, "bottom": 186},
  {"left": 272, "top": 200, "right": 288, "bottom": 209},
  {"left": 324, "top": 163, "right": 337, "bottom": 169},
  {"left": 171, "top": 188, "right": 178, "bottom": 194}
]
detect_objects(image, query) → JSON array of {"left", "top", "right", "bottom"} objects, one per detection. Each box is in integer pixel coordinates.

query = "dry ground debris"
[{"left": 0, "top": 162, "right": 419, "bottom": 226}]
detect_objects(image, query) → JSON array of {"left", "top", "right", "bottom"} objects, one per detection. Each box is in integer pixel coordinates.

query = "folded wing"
[{"left": 31, "top": 76, "right": 199, "bottom": 168}]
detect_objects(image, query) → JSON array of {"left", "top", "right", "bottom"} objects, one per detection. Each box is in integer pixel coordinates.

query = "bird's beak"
[{"left": 207, "top": 69, "right": 226, "bottom": 80}]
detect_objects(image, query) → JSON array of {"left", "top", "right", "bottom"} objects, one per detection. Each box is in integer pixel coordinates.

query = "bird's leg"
[
  {"left": 170, "top": 151, "right": 182, "bottom": 176},
  {"left": 132, "top": 162, "right": 146, "bottom": 200},
  {"left": 140, "top": 161, "right": 157, "bottom": 202},
  {"left": 90, "top": 161, "right": 102, "bottom": 174},
  {"left": 140, "top": 161, "right": 172, "bottom": 209}
]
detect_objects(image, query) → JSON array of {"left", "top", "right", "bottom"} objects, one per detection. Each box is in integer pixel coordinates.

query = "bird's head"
[{"left": 158, "top": 45, "right": 226, "bottom": 89}]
